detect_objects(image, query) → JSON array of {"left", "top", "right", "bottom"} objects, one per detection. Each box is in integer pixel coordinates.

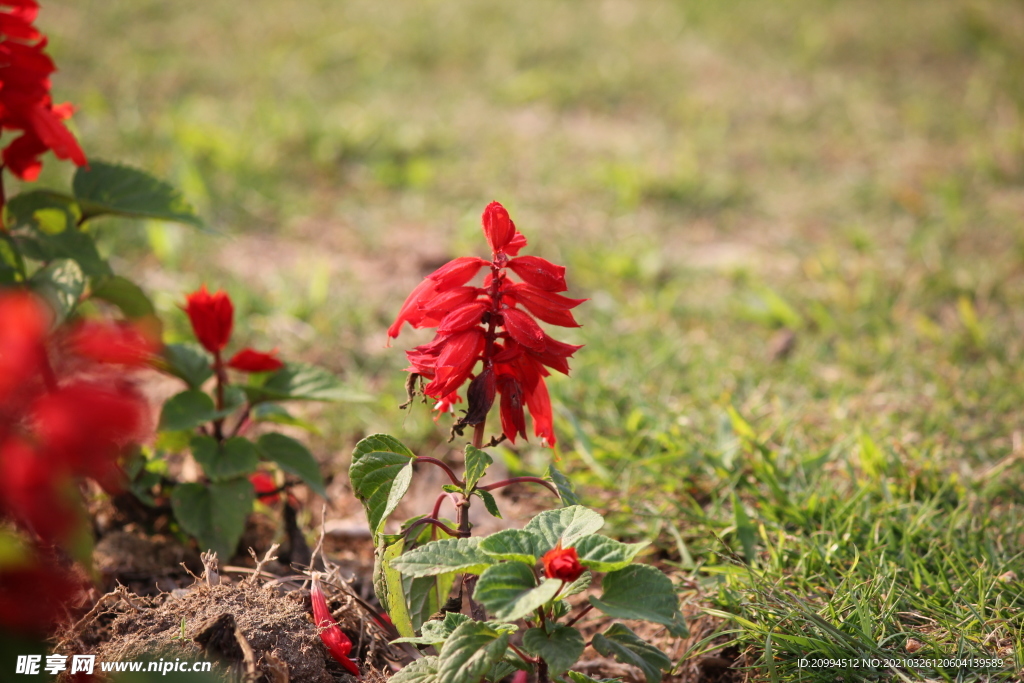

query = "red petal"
[
  {"left": 503, "top": 282, "right": 585, "bottom": 328},
  {"left": 501, "top": 308, "right": 546, "bottom": 352},
  {"left": 249, "top": 472, "right": 281, "bottom": 504},
  {"left": 527, "top": 333, "right": 582, "bottom": 375},
  {"left": 388, "top": 278, "right": 440, "bottom": 339},
  {"left": 482, "top": 201, "right": 515, "bottom": 253},
  {"left": 418, "top": 286, "right": 480, "bottom": 318},
  {"left": 507, "top": 255, "right": 567, "bottom": 292},
  {"left": 426, "top": 256, "right": 489, "bottom": 291},
  {"left": 69, "top": 321, "right": 158, "bottom": 366},
  {"left": 183, "top": 286, "right": 234, "bottom": 353},
  {"left": 497, "top": 375, "right": 526, "bottom": 443},
  {"left": 311, "top": 575, "right": 360, "bottom": 676},
  {"left": 424, "top": 329, "right": 483, "bottom": 398},
  {"left": 505, "top": 230, "right": 528, "bottom": 256},
  {"left": 437, "top": 301, "right": 489, "bottom": 335},
  {"left": 27, "top": 103, "right": 86, "bottom": 166},
  {"left": 228, "top": 347, "right": 284, "bottom": 372},
  {"left": 524, "top": 374, "right": 555, "bottom": 447}
]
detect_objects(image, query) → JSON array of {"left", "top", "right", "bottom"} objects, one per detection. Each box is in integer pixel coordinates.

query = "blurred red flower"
[
  {"left": 0, "top": 0, "right": 87, "bottom": 181},
  {"left": 228, "top": 347, "right": 283, "bottom": 373},
  {"left": 183, "top": 285, "right": 234, "bottom": 353},
  {"left": 389, "top": 201, "right": 584, "bottom": 446}
]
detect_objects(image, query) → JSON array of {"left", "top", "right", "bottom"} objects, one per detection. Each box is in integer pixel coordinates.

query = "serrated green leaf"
[
  {"left": 437, "top": 620, "right": 510, "bottom": 683},
  {"left": 479, "top": 529, "right": 545, "bottom": 564},
  {"left": 163, "top": 343, "right": 214, "bottom": 390},
  {"left": 544, "top": 463, "right": 580, "bottom": 507},
  {"left": 562, "top": 571, "right": 593, "bottom": 598},
  {"left": 16, "top": 227, "right": 110, "bottom": 278},
  {"left": 474, "top": 488, "right": 502, "bottom": 519},
  {"left": 353, "top": 433, "right": 415, "bottom": 462},
  {"left": 159, "top": 389, "right": 216, "bottom": 432},
  {"left": 190, "top": 435, "right": 259, "bottom": 482},
  {"left": 90, "top": 275, "right": 156, "bottom": 318},
  {"left": 589, "top": 565, "right": 687, "bottom": 637},
  {"left": 390, "top": 537, "right": 494, "bottom": 578},
  {"left": 256, "top": 432, "right": 326, "bottom": 496},
  {"left": 463, "top": 445, "right": 492, "bottom": 492},
  {"left": 388, "top": 655, "right": 440, "bottom": 683},
  {"left": 524, "top": 505, "right": 604, "bottom": 553},
  {"left": 251, "top": 402, "right": 321, "bottom": 434},
  {"left": 574, "top": 535, "right": 649, "bottom": 573},
  {"left": 407, "top": 570, "right": 457, "bottom": 632},
  {"left": 567, "top": 671, "right": 624, "bottom": 683},
  {"left": 523, "top": 625, "right": 585, "bottom": 676},
  {"left": 247, "top": 362, "right": 358, "bottom": 402},
  {"left": 30, "top": 258, "right": 84, "bottom": 323},
  {"left": 170, "top": 479, "right": 254, "bottom": 560},
  {"left": 486, "top": 660, "right": 521, "bottom": 683},
  {"left": 591, "top": 623, "right": 671, "bottom": 683},
  {"left": 73, "top": 160, "right": 205, "bottom": 228},
  {"left": 350, "top": 451, "right": 415, "bottom": 539},
  {"left": 473, "top": 561, "right": 562, "bottom": 621},
  {"left": 6, "top": 190, "right": 79, "bottom": 233}
]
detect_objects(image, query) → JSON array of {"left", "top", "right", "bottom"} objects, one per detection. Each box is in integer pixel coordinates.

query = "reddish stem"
[
  {"left": 415, "top": 456, "right": 462, "bottom": 486},
  {"left": 212, "top": 350, "right": 227, "bottom": 442},
  {"left": 478, "top": 476, "right": 559, "bottom": 497},
  {"left": 508, "top": 643, "right": 538, "bottom": 664},
  {"left": 564, "top": 603, "right": 594, "bottom": 628},
  {"left": 404, "top": 516, "right": 460, "bottom": 538}
]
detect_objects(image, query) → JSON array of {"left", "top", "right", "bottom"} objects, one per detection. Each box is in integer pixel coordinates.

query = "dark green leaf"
[
  {"left": 473, "top": 561, "right": 562, "bottom": 621},
  {"left": 388, "top": 656, "right": 440, "bottom": 683},
  {"left": 163, "top": 343, "right": 214, "bottom": 390},
  {"left": 544, "top": 463, "right": 580, "bottom": 506},
  {"left": 6, "top": 190, "right": 78, "bottom": 233},
  {"left": 170, "top": 479, "right": 254, "bottom": 560},
  {"left": 523, "top": 625, "right": 585, "bottom": 676},
  {"left": 0, "top": 232, "right": 26, "bottom": 283},
  {"left": 247, "top": 362, "right": 358, "bottom": 402},
  {"left": 30, "top": 258, "right": 85, "bottom": 323},
  {"left": 567, "top": 671, "right": 624, "bottom": 683},
  {"left": 90, "top": 275, "right": 156, "bottom": 318},
  {"left": 436, "top": 620, "right": 510, "bottom": 683},
  {"left": 73, "top": 160, "right": 205, "bottom": 228},
  {"left": 191, "top": 435, "right": 259, "bottom": 482},
  {"left": 463, "top": 445, "right": 492, "bottom": 492},
  {"left": 15, "top": 227, "right": 110, "bottom": 278},
  {"left": 381, "top": 537, "right": 416, "bottom": 637},
  {"left": 474, "top": 488, "right": 502, "bottom": 519},
  {"left": 353, "top": 433, "right": 415, "bottom": 462},
  {"left": 390, "top": 537, "right": 494, "bottom": 578},
  {"left": 589, "top": 565, "right": 687, "bottom": 637},
  {"left": 591, "top": 624, "right": 671, "bottom": 683},
  {"left": 251, "top": 403, "right": 320, "bottom": 434},
  {"left": 406, "top": 571, "right": 457, "bottom": 632},
  {"left": 574, "top": 535, "right": 649, "bottom": 573},
  {"left": 479, "top": 529, "right": 545, "bottom": 564},
  {"left": 256, "top": 433, "right": 326, "bottom": 496},
  {"left": 159, "top": 390, "right": 216, "bottom": 432},
  {"left": 524, "top": 505, "right": 604, "bottom": 553},
  {"left": 350, "top": 451, "right": 415, "bottom": 539}
]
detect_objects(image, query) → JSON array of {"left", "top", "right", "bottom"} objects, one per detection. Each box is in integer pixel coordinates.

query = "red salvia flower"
[
  {"left": 228, "top": 347, "right": 284, "bottom": 373},
  {"left": 0, "top": 0, "right": 87, "bottom": 181},
  {"left": 389, "top": 201, "right": 585, "bottom": 446},
  {"left": 541, "top": 543, "right": 584, "bottom": 583},
  {"left": 311, "top": 573, "right": 361, "bottom": 677},
  {"left": 249, "top": 471, "right": 281, "bottom": 504},
  {"left": 183, "top": 285, "right": 234, "bottom": 353}
]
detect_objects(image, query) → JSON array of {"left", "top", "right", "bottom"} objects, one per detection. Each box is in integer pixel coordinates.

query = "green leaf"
[
  {"left": 523, "top": 625, "right": 585, "bottom": 676},
  {"left": 0, "top": 232, "right": 26, "bottom": 283},
  {"left": 212, "top": 385, "right": 246, "bottom": 419},
  {"left": 567, "top": 671, "right": 624, "bottom": 683},
  {"left": 73, "top": 160, "right": 205, "bottom": 228},
  {"left": 406, "top": 571, "right": 457, "bottom": 632},
  {"left": 524, "top": 505, "right": 604, "bottom": 553},
  {"left": 247, "top": 362, "right": 358, "bottom": 402},
  {"left": 732, "top": 491, "right": 757, "bottom": 563},
  {"left": 353, "top": 433, "right": 415, "bottom": 462},
  {"left": 381, "top": 537, "right": 416, "bottom": 638},
  {"left": 170, "top": 479, "right": 254, "bottom": 560},
  {"left": 589, "top": 565, "right": 687, "bottom": 637},
  {"left": 159, "top": 390, "right": 216, "bottom": 432},
  {"left": 474, "top": 488, "right": 502, "bottom": 519},
  {"left": 15, "top": 226, "right": 110, "bottom": 278},
  {"left": 388, "top": 655, "right": 440, "bottom": 683},
  {"left": 251, "top": 403, "right": 321, "bottom": 434},
  {"left": 561, "top": 571, "right": 593, "bottom": 598},
  {"left": 391, "top": 610, "right": 470, "bottom": 646},
  {"left": 91, "top": 275, "right": 156, "bottom": 318},
  {"left": 163, "top": 343, "right": 214, "bottom": 390},
  {"left": 591, "top": 624, "right": 671, "bottom": 683},
  {"left": 6, "top": 190, "right": 78, "bottom": 233},
  {"left": 436, "top": 620, "right": 510, "bottom": 683},
  {"left": 30, "top": 258, "right": 84, "bottom": 323},
  {"left": 463, "top": 445, "right": 492, "bottom": 492},
  {"left": 390, "top": 537, "right": 494, "bottom": 578},
  {"left": 544, "top": 463, "right": 580, "bottom": 506},
  {"left": 350, "top": 451, "right": 415, "bottom": 539},
  {"left": 574, "top": 535, "right": 649, "bottom": 573},
  {"left": 256, "top": 433, "right": 326, "bottom": 496},
  {"left": 473, "top": 561, "right": 562, "bottom": 621},
  {"left": 191, "top": 436, "right": 259, "bottom": 482},
  {"left": 479, "top": 529, "right": 545, "bottom": 564}
]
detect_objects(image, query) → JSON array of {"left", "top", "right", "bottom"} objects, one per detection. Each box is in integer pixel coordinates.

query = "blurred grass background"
[{"left": 33, "top": 0, "right": 1024, "bottom": 678}]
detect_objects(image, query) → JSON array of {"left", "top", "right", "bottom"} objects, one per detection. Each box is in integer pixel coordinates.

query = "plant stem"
[
  {"left": 564, "top": 603, "right": 594, "bottom": 628},
  {"left": 507, "top": 643, "right": 538, "bottom": 665},
  {"left": 212, "top": 350, "right": 226, "bottom": 442},
  {"left": 537, "top": 657, "right": 551, "bottom": 683},
  {"left": 479, "top": 476, "right": 559, "bottom": 497},
  {"left": 403, "top": 517, "right": 460, "bottom": 538},
  {"left": 414, "top": 457, "right": 462, "bottom": 486}
]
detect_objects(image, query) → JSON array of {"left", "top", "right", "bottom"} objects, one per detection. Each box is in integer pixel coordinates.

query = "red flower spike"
[
  {"left": 311, "top": 574, "right": 360, "bottom": 677},
  {"left": 228, "top": 347, "right": 284, "bottom": 373},
  {"left": 389, "top": 202, "right": 583, "bottom": 445},
  {"left": 183, "top": 286, "right": 234, "bottom": 353},
  {"left": 0, "top": 291, "right": 48, "bottom": 408},
  {"left": 542, "top": 544, "right": 584, "bottom": 583},
  {"left": 69, "top": 321, "right": 158, "bottom": 366}
]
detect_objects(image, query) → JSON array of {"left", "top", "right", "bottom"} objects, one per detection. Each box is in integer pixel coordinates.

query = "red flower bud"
[
  {"left": 542, "top": 544, "right": 584, "bottom": 583},
  {"left": 311, "top": 574, "right": 360, "bottom": 677},
  {"left": 249, "top": 472, "right": 280, "bottom": 504},
  {"left": 183, "top": 286, "right": 233, "bottom": 353},
  {"left": 227, "top": 347, "right": 284, "bottom": 373},
  {"left": 482, "top": 201, "right": 515, "bottom": 253}
]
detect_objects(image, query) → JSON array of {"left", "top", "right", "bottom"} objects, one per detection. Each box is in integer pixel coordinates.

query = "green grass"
[{"left": 33, "top": 0, "right": 1024, "bottom": 679}]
